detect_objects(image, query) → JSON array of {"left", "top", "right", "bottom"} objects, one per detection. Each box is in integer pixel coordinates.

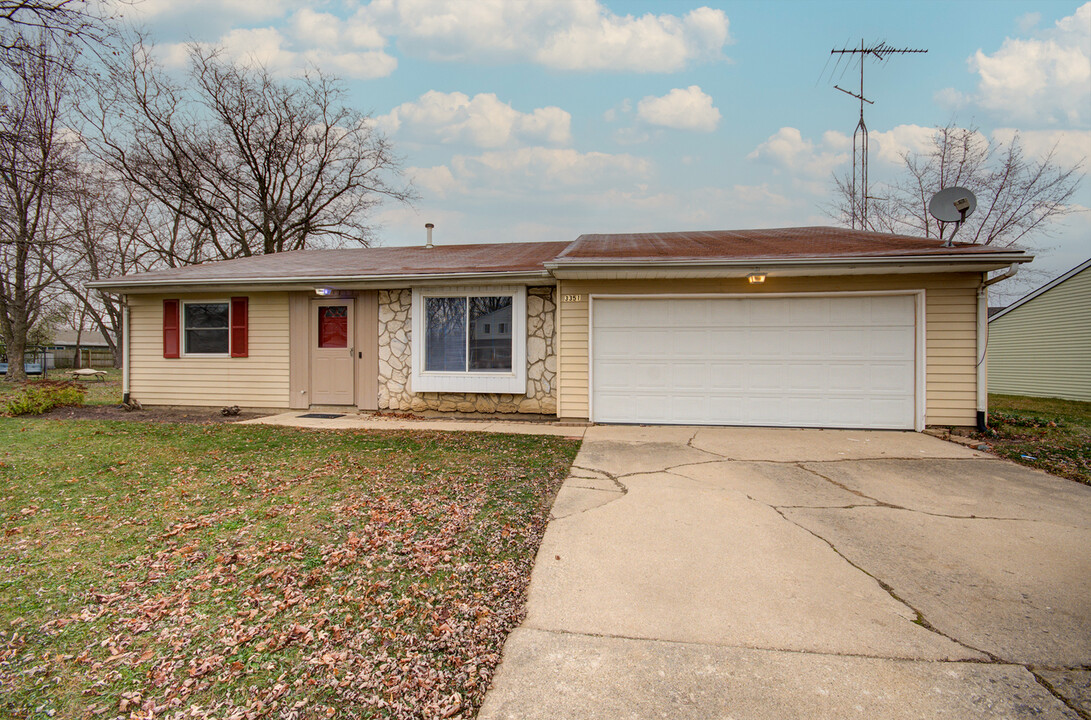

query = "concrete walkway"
[{"left": 479, "top": 426, "right": 1091, "bottom": 719}]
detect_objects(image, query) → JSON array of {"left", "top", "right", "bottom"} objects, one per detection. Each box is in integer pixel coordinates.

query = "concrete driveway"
[{"left": 478, "top": 426, "right": 1091, "bottom": 719}]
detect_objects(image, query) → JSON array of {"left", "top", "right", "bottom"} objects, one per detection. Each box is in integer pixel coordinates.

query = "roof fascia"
[
  {"left": 988, "top": 257, "right": 1091, "bottom": 323},
  {"left": 89, "top": 270, "right": 556, "bottom": 294},
  {"left": 547, "top": 254, "right": 1032, "bottom": 279}
]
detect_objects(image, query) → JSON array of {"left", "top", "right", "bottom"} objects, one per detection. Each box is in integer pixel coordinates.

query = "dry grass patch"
[
  {"left": 983, "top": 394, "right": 1091, "bottom": 484},
  {"left": 0, "top": 419, "right": 580, "bottom": 719}
]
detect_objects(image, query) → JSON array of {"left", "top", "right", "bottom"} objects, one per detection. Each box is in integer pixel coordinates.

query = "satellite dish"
[{"left": 928, "top": 187, "right": 977, "bottom": 223}]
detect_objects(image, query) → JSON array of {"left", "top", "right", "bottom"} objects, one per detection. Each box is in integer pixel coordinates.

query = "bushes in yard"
[{"left": 3, "top": 380, "right": 85, "bottom": 415}]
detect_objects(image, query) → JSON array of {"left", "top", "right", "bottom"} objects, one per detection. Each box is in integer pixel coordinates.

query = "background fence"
[{"left": 48, "top": 347, "right": 116, "bottom": 369}]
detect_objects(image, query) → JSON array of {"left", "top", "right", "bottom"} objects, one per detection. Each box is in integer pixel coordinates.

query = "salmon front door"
[{"left": 311, "top": 299, "right": 355, "bottom": 405}]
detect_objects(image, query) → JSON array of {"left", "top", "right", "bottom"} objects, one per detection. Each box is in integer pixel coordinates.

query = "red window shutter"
[
  {"left": 230, "top": 296, "right": 248, "bottom": 357},
  {"left": 163, "top": 299, "right": 180, "bottom": 358}
]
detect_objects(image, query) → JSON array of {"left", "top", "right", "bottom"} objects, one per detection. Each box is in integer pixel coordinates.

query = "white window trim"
[
  {"left": 411, "top": 286, "right": 527, "bottom": 394},
  {"left": 181, "top": 299, "right": 231, "bottom": 358}
]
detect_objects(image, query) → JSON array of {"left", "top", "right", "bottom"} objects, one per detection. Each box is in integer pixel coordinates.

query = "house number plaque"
[{"left": 562, "top": 294, "right": 583, "bottom": 302}]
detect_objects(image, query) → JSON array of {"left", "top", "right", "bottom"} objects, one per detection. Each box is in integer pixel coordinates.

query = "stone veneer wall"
[{"left": 377, "top": 287, "right": 557, "bottom": 415}]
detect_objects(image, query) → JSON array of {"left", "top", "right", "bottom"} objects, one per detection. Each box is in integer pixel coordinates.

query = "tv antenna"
[
  {"left": 928, "top": 187, "right": 977, "bottom": 247},
  {"left": 830, "top": 40, "right": 927, "bottom": 230}
]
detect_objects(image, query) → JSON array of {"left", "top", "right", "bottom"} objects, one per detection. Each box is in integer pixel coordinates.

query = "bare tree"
[
  {"left": 0, "top": 34, "right": 76, "bottom": 381},
  {"left": 0, "top": 0, "right": 114, "bottom": 62},
  {"left": 94, "top": 40, "right": 414, "bottom": 261},
  {"left": 830, "top": 123, "right": 1084, "bottom": 248},
  {"left": 44, "top": 167, "right": 171, "bottom": 367}
]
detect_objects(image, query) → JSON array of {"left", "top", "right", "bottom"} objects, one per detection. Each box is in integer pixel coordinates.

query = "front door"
[{"left": 311, "top": 299, "right": 355, "bottom": 405}]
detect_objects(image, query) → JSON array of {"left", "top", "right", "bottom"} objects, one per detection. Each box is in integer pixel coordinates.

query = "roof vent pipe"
[{"left": 425, "top": 222, "right": 435, "bottom": 249}]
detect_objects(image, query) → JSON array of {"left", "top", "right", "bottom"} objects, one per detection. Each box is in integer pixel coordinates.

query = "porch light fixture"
[
  {"left": 747, "top": 273, "right": 767, "bottom": 284},
  {"left": 315, "top": 287, "right": 333, "bottom": 296}
]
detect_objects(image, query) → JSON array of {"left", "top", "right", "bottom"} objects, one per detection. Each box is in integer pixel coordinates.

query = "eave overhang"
[
  {"left": 88, "top": 270, "right": 556, "bottom": 294},
  {"left": 544, "top": 253, "right": 1033, "bottom": 280}
]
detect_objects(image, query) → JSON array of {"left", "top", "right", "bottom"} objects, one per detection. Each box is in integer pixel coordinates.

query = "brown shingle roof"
[
  {"left": 91, "top": 227, "right": 1029, "bottom": 289},
  {"left": 95, "top": 241, "right": 571, "bottom": 285},
  {"left": 555, "top": 227, "right": 1020, "bottom": 262}
]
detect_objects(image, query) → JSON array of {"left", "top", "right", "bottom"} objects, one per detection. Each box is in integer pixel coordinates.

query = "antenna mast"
[{"left": 830, "top": 40, "right": 927, "bottom": 230}]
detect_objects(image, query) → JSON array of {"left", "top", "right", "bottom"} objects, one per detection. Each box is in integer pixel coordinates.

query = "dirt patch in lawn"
[{"left": 41, "top": 404, "right": 268, "bottom": 423}]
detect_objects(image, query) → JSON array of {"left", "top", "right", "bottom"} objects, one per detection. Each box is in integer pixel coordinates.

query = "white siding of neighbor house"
[
  {"left": 556, "top": 274, "right": 982, "bottom": 427},
  {"left": 127, "top": 292, "right": 291, "bottom": 408},
  {"left": 987, "top": 266, "right": 1090, "bottom": 402}
]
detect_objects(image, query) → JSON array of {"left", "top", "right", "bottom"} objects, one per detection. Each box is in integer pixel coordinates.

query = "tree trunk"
[{"left": 5, "top": 323, "right": 27, "bottom": 383}]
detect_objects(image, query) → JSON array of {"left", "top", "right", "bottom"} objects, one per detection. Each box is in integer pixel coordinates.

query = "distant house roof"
[
  {"left": 89, "top": 227, "right": 1032, "bottom": 293},
  {"left": 989, "top": 258, "right": 1091, "bottom": 323},
  {"left": 51, "top": 330, "right": 112, "bottom": 347}
]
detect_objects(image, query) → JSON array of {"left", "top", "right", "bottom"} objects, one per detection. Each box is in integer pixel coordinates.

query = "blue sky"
[{"left": 126, "top": 0, "right": 1089, "bottom": 298}]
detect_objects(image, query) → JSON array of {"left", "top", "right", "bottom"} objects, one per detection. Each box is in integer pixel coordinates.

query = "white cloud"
[
  {"left": 1017, "top": 11, "right": 1042, "bottom": 34},
  {"left": 948, "top": 2, "right": 1091, "bottom": 125},
  {"left": 991, "top": 128, "right": 1091, "bottom": 165},
  {"left": 452, "top": 147, "right": 651, "bottom": 190},
  {"left": 636, "top": 86, "right": 721, "bottom": 132},
  {"left": 869, "top": 125, "right": 937, "bottom": 164},
  {"left": 535, "top": 6, "right": 729, "bottom": 72},
  {"left": 364, "top": 0, "right": 730, "bottom": 72},
  {"left": 407, "top": 165, "right": 461, "bottom": 199},
  {"left": 161, "top": 7, "right": 397, "bottom": 79},
  {"left": 149, "top": 0, "right": 730, "bottom": 76},
  {"left": 119, "top": 0, "right": 291, "bottom": 21},
  {"left": 747, "top": 127, "right": 848, "bottom": 179},
  {"left": 377, "top": 91, "right": 571, "bottom": 148}
]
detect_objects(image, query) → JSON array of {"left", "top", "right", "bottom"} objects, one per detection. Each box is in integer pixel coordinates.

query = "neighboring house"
[
  {"left": 46, "top": 329, "right": 115, "bottom": 369},
  {"left": 987, "top": 258, "right": 1090, "bottom": 402},
  {"left": 88, "top": 226, "right": 1031, "bottom": 430}
]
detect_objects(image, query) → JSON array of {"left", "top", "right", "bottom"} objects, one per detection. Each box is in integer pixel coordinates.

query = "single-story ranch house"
[{"left": 89, "top": 227, "right": 1031, "bottom": 431}]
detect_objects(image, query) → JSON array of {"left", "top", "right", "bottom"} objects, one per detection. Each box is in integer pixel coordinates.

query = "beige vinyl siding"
[
  {"left": 556, "top": 273, "right": 981, "bottom": 427},
  {"left": 128, "top": 292, "right": 291, "bottom": 408},
  {"left": 987, "top": 266, "right": 1090, "bottom": 402}
]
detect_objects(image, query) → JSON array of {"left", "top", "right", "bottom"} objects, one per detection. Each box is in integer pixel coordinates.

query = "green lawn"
[
  {"left": 0, "top": 419, "right": 580, "bottom": 719},
  {"left": 986, "top": 394, "right": 1091, "bottom": 484},
  {"left": 0, "top": 368, "right": 123, "bottom": 408}
]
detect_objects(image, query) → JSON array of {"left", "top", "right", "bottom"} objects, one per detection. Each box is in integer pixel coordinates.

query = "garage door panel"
[
  {"left": 873, "top": 333, "right": 916, "bottom": 360},
  {"left": 870, "top": 295, "right": 915, "bottom": 323},
  {"left": 788, "top": 297, "right": 831, "bottom": 324},
  {"left": 708, "top": 363, "right": 745, "bottom": 391},
  {"left": 709, "top": 329, "right": 749, "bottom": 354},
  {"left": 592, "top": 295, "right": 917, "bottom": 429},
  {"left": 674, "top": 329, "right": 709, "bottom": 354},
  {"left": 672, "top": 362, "right": 710, "bottom": 390},
  {"left": 785, "top": 363, "right": 826, "bottom": 391},
  {"left": 870, "top": 363, "right": 915, "bottom": 393},
  {"left": 749, "top": 298, "right": 793, "bottom": 325}
]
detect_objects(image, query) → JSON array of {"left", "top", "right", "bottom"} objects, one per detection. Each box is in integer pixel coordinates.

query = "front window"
[
  {"left": 411, "top": 287, "right": 526, "bottom": 394},
  {"left": 184, "top": 302, "right": 229, "bottom": 354},
  {"left": 425, "top": 296, "right": 513, "bottom": 372}
]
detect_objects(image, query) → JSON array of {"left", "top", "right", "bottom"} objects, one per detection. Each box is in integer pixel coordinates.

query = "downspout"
[
  {"left": 122, "top": 300, "right": 131, "bottom": 404},
  {"left": 976, "top": 265, "right": 1019, "bottom": 431}
]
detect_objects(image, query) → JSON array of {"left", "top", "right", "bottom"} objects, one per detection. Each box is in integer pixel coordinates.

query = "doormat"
[{"left": 298, "top": 413, "right": 345, "bottom": 419}]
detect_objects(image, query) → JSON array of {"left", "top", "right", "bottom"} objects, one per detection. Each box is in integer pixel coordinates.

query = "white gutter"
[
  {"left": 122, "top": 300, "right": 131, "bottom": 404},
  {"left": 977, "top": 264, "right": 1019, "bottom": 430},
  {"left": 545, "top": 252, "right": 1032, "bottom": 271},
  {"left": 88, "top": 269, "right": 555, "bottom": 293}
]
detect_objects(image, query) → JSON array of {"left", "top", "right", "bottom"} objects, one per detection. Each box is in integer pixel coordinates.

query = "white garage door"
[{"left": 591, "top": 295, "right": 917, "bottom": 429}]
